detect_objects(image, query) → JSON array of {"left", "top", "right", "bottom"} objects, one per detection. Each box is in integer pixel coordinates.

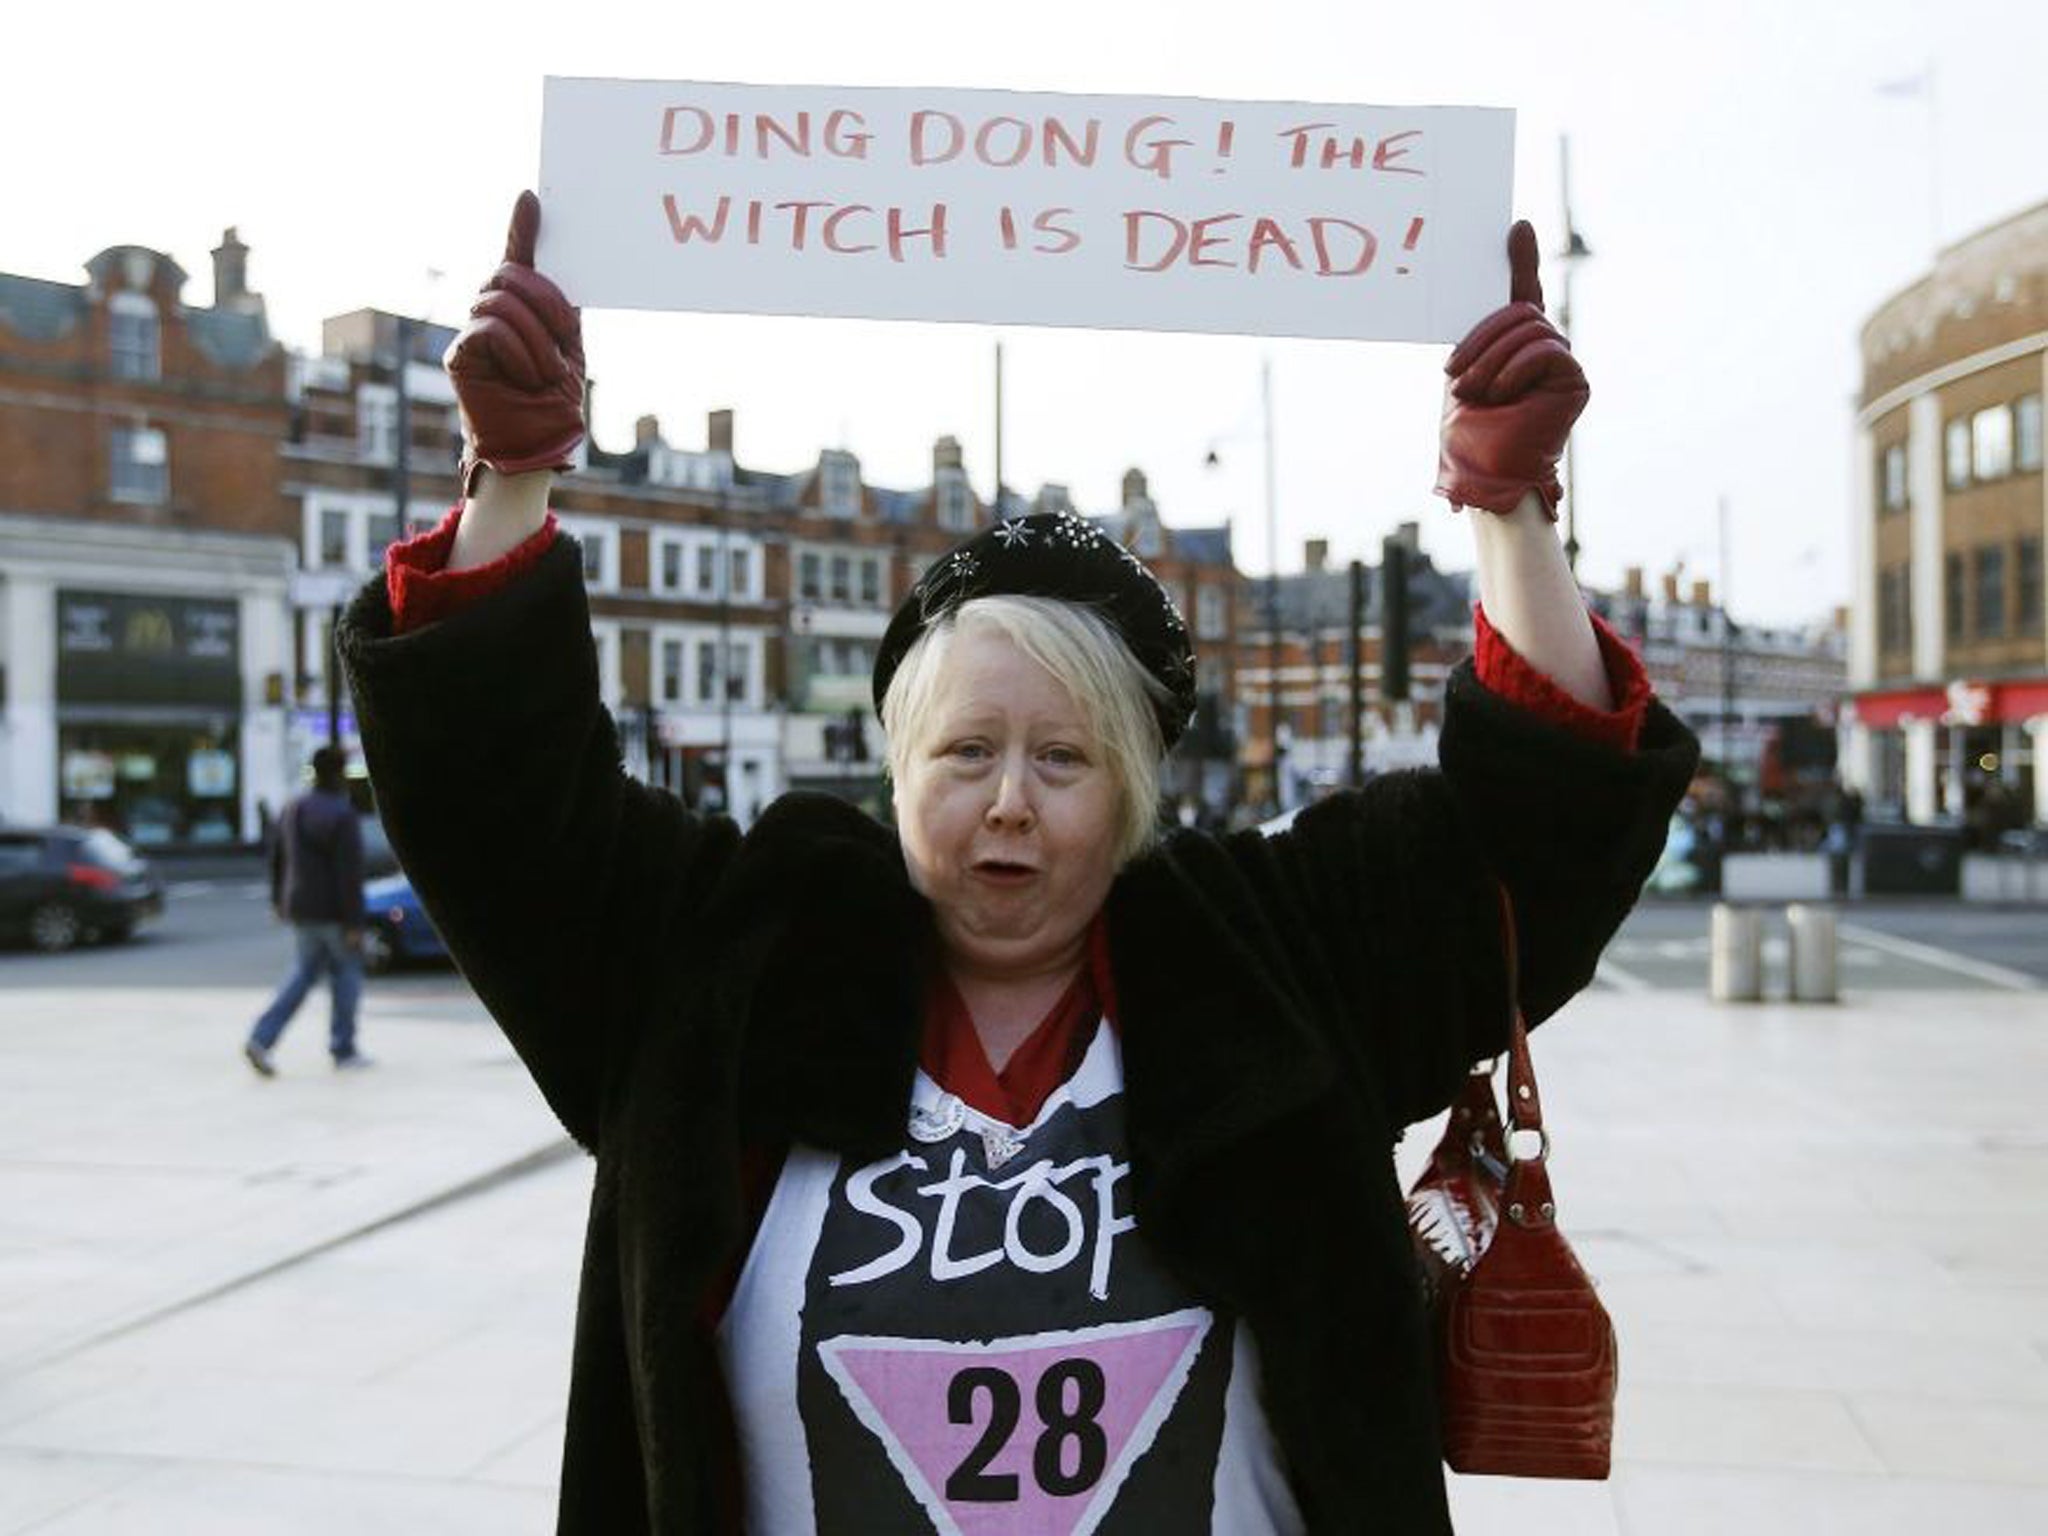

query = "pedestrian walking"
[
  {"left": 243, "top": 745, "right": 371, "bottom": 1076},
  {"left": 336, "top": 195, "right": 1697, "bottom": 1532}
]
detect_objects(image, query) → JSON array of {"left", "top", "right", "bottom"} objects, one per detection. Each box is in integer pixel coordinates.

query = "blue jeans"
[{"left": 250, "top": 923, "right": 362, "bottom": 1059}]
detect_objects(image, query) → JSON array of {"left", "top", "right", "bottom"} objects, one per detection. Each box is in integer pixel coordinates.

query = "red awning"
[{"left": 1852, "top": 677, "right": 2048, "bottom": 728}]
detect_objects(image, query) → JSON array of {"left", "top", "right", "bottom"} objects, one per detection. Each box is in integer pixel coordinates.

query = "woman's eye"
[
  {"left": 949, "top": 741, "right": 991, "bottom": 761},
  {"left": 1042, "top": 746, "right": 1085, "bottom": 768}
]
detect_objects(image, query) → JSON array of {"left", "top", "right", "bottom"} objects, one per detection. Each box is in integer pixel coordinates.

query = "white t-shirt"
[{"left": 717, "top": 1021, "right": 1307, "bottom": 1535}]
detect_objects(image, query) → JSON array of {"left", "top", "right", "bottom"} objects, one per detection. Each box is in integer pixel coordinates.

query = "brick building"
[
  {"left": 4, "top": 230, "right": 1253, "bottom": 839},
  {"left": 1235, "top": 524, "right": 1474, "bottom": 815},
  {"left": 1846, "top": 198, "right": 2048, "bottom": 829},
  {"left": 0, "top": 231, "right": 296, "bottom": 843}
]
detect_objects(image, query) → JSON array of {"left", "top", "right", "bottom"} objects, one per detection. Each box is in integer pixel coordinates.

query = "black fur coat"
[{"left": 339, "top": 540, "right": 1698, "bottom": 1534}]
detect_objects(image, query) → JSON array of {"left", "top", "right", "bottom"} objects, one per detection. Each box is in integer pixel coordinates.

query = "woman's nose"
[{"left": 985, "top": 764, "right": 1035, "bottom": 828}]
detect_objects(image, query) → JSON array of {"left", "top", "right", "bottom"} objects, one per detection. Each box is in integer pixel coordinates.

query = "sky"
[{"left": 7, "top": 0, "right": 2046, "bottom": 626}]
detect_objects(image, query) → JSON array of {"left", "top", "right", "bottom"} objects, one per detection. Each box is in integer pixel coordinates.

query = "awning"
[{"left": 1850, "top": 676, "right": 2048, "bottom": 729}]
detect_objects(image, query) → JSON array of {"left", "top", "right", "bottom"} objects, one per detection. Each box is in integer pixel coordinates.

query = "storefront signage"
[{"left": 57, "top": 591, "right": 243, "bottom": 707}]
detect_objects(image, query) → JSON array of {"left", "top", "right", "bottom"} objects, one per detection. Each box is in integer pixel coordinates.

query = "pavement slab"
[{"left": 4, "top": 974, "right": 2047, "bottom": 1532}]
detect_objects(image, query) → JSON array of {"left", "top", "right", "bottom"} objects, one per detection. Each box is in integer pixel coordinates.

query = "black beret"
[{"left": 872, "top": 512, "right": 1198, "bottom": 749}]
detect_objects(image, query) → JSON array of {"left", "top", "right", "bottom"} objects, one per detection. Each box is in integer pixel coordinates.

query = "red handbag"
[{"left": 1405, "top": 886, "right": 1616, "bottom": 1478}]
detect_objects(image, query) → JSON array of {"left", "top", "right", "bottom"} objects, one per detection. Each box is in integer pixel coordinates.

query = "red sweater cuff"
[
  {"left": 386, "top": 504, "right": 560, "bottom": 635},
  {"left": 1472, "top": 604, "right": 1650, "bottom": 753}
]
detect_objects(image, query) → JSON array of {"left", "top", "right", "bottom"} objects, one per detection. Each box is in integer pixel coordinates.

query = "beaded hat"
[{"left": 871, "top": 511, "right": 1198, "bottom": 750}]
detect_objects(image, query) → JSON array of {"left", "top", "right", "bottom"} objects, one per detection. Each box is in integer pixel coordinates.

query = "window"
[
  {"left": 661, "top": 541, "right": 683, "bottom": 593},
  {"left": 2017, "top": 394, "right": 2043, "bottom": 472},
  {"left": 579, "top": 530, "right": 610, "bottom": 588},
  {"left": 1880, "top": 442, "right": 1908, "bottom": 513},
  {"left": 110, "top": 425, "right": 168, "bottom": 504},
  {"left": 937, "top": 476, "right": 973, "bottom": 532},
  {"left": 727, "top": 640, "right": 754, "bottom": 705},
  {"left": 696, "top": 641, "right": 720, "bottom": 704},
  {"left": 799, "top": 551, "right": 823, "bottom": 601},
  {"left": 1196, "top": 585, "right": 1228, "bottom": 641},
  {"left": 1945, "top": 552, "right": 1966, "bottom": 642},
  {"left": 1974, "top": 546, "right": 2005, "bottom": 638},
  {"left": 357, "top": 385, "right": 397, "bottom": 464},
  {"left": 1971, "top": 405, "right": 2013, "bottom": 482},
  {"left": 1944, "top": 418, "right": 1972, "bottom": 490},
  {"left": 859, "top": 556, "right": 882, "bottom": 606},
  {"left": 1878, "top": 564, "right": 1913, "bottom": 654},
  {"left": 821, "top": 452, "right": 861, "bottom": 517},
  {"left": 661, "top": 639, "right": 683, "bottom": 703},
  {"left": 108, "top": 293, "right": 160, "bottom": 382},
  {"left": 366, "top": 514, "right": 400, "bottom": 571},
  {"left": 729, "top": 547, "right": 752, "bottom": 600},
  {"left": 829, "top": 554, "right": 852, "bottom": 603},
  {"left": 319, "top": 508, "right": 350, "bottom": 567},
  {"left": 692, "top": 544, "right": 716, "bottom": 597},
  {"left": 2017, "top": 537, "right": 2042, "bottom": 635}
]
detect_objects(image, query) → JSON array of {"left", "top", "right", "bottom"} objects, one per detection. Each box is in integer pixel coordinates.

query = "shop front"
[
  {"left": 1848, "top": 677, "right": 2048, "bottom": 834},
  {"left": 55, "top": 590, "right": 246, "bottom": 847}
]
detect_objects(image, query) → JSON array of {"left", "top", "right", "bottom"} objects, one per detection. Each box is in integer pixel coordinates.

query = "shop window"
[
  {"left": 799, "top": 551, "right": 823, "bottom": 601},
  {"left": 110, "top": 426, "right": 168, "bottom": 504},
  {"left": 2016, "top": 537, "right": 2042, "bottom": 635},
  {"left": 1945, "top": 552, "right": 1966, "bottom": 642},
  {"left": 1971, "top": 404, "right": 2013, "bottom": 481},
  {"left": 108, "top": 292, "right": 160, "bottom": 382},
  {"left": 1944, "top": 418, "right": 1971, "bottom": 490},
  {"left": 1973, "top": 546, "right": 2005, "bottom": 638},
  {"left": 2017, "top": 394, "right": 2043, "bottom": 473},
  {"left": 319, "top": 508, "right": 350, "bottom": 567},
  {"left": 1880, "top": 442, "right": 1908, "bottom": 513}
]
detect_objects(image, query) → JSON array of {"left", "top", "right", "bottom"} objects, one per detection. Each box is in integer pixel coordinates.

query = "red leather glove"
[
  {"left": 1434, "top": 221, "right": 1588, "bottom": 519},
  {"left": 444, "top": 191, "right": 586, "bottom": 497}
]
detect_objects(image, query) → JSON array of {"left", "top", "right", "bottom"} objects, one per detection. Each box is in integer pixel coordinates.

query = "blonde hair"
[{"left": 882, "top": 595, "right": 1169, "bottom": 866}]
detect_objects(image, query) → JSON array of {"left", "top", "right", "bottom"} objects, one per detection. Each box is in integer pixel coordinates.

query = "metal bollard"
[
  {"left": 1709, "top": 903, "right": 1763, "bottom": 1002},
  {"left": 1785, "top": 903, "right": 1839, "bottom": 1003}
]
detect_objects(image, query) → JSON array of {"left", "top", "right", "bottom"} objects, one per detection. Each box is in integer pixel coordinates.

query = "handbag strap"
[{"left": 1494, "top": 882, "right": 1559, "bottom": 1229}]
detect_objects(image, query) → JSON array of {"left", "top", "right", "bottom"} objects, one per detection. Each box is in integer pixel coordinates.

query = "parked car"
[
  {"left": 0, "top": 826, "right": 166, "bottom": 952},
  {"left": 360, "top": 870, "right": 448, "bottom": 973}
]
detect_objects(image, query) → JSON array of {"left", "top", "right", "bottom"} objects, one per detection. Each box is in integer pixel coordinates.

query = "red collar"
[{"left": 920, "top": 916, "right": 1119, "bottom": 1126}]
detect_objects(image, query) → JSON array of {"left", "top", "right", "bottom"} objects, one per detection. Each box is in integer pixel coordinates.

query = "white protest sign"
[{"left": 538, "top": 79, "right": 1515, "bottom": 343}]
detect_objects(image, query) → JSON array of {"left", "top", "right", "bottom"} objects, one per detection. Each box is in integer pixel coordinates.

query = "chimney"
[
  {"left": 933, "top": 434, "right": 964, "bottom": 472},
  {"left": 211, "top": 227, "right": 249, "bottom": 309},
  {"left": 1661, "top": 570, "right": 1681, "bottom": 604},
  {"left": 1690, "top": 579, "right": 1712, "bottom": 608},
  {"left": 635, "top": 414, "right": 662, "bottom": 448},
  {"left": 707, "top": 408, "right": 734, "bottom": 456},
  {"left": 1624, "top": 565, "right": 1644, "bottom": 600},
  {"left": 1121, "top": 467, "right": 1149, "bottom": 506},
  {"left": 1832, "top": 604, "right": 1849, "bottom": 631},
  {"left": 1304, "top": 538, "right": 1329, "bottom": 572}
]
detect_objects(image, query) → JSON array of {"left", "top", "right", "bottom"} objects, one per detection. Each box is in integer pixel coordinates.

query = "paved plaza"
[{"left": 3, "top": 952, "right": 2046, "bottom": 1533}]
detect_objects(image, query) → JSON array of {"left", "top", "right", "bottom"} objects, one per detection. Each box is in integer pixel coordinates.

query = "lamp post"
[{"left": 1556, "top": 136, "right": 1593, "bottom": 576}]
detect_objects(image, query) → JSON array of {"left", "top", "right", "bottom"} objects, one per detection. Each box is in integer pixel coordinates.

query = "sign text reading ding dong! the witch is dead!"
[{"left": 538, "top": 79, "right": 1515, "bottom": 343}]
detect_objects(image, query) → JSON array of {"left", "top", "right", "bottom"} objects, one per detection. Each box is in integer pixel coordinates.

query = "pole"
[
  {"left": 1719, "top": 495, "right": 1736, "bottom": 796},
  {"left": 993, "top": 340, "right": 1005, "bottom": 515},
  {"left": 718, "top": 506, "right": 732, "bottom": 813},
  {"left": 1347, "top": 559, "right": 1366, "bottom": 788},
  {"left": 325, "top": 608, "right": 341, "bottom": 749},
  {"left": 1262, "top": 358, "right": 1281, "bottom": 810}
]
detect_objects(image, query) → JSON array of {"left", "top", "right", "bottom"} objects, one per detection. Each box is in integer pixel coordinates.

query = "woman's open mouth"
[{"left": 971, "top": 859, "right": 1037, "bottom": 883}]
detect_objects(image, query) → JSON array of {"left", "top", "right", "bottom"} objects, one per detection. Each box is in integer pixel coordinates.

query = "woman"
[{"left": 340, "top": 193, "right": 1697, "bottom": 1534}]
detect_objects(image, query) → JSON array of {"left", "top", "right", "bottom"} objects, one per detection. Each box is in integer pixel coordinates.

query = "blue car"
[{"left": 360, "top": 871, "right": 448, "bottom": 973}]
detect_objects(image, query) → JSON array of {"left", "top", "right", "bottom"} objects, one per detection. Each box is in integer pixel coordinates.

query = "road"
[{"left": 4, "top": 880, "right": 2039, "bottom": 997}]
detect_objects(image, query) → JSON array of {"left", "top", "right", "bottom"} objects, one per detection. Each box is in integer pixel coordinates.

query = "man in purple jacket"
[{"left": 243, "top": 746, "right": 371, "bottom": 1075}]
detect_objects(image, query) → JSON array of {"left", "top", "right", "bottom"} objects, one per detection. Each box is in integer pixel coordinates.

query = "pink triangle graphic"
[{"left": 819, "top": 1309, "right": 1211, "bottom": 1536}]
